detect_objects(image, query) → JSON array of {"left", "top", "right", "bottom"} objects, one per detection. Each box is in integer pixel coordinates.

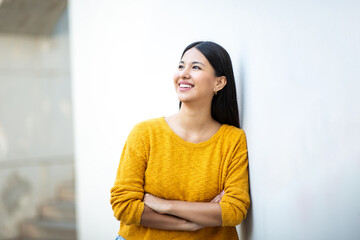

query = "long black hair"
[{"left": 179, "top": 41, "right": 240, "bottom": 128}]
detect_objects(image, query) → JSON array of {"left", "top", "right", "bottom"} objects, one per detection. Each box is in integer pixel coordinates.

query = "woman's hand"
[
  {"left": 210, "top": 190, "right": 225, "bottom": 203},
  {"left": 186, "top": 221, "right": 205, "bottom": 231},
  {"left": 143, "top": 193, "right": 170, "bottom": 214}
]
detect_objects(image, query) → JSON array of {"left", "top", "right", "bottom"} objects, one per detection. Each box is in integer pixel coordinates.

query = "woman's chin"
[{"left": 177, "top": 94, "right": 192, "bottom": 103}]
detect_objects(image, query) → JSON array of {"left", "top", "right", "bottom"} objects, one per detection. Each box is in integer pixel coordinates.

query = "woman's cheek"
[{"left": 173, "top": 74, "right": 181, "bottom": 89}]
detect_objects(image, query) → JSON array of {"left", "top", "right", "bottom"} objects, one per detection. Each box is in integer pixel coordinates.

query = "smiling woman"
[
  {"left": 110, "top": 41, "right": 250, "bottom": 240},
  {"left": 175, "top": 47, "right": 226, "bottom": 108}
]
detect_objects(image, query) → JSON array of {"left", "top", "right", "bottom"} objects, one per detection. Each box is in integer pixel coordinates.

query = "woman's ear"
[{"left": 214, "top": 76, "right": 227, "bottom": 92}]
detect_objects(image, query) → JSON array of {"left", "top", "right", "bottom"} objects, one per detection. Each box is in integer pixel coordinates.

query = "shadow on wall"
[
  {"left": 236, "top": 58, "right": 254, "bottom": 240},
  {"left": 239, "top": 164, "right": 253, "bottom": 240},
  {"left": 238, "top": 56, "right": 246, "bottom": 129}
]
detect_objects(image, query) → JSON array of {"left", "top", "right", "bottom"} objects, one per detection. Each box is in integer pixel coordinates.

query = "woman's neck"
[{"left": 174, "top": 102, "right": 219, "bottom": 132}]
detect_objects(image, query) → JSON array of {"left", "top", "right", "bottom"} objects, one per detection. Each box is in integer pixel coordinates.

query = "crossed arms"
[{"left": 140, "top": 190, "right": 225, "bottom": 231}]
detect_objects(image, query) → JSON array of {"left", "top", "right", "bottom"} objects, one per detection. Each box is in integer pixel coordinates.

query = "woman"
[{"left": 110, "top": 41, "right": 250, "bottom": 239}]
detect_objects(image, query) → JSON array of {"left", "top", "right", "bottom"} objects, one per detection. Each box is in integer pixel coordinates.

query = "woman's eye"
[
  {"left": 178, "top": 65, "right": 184, "bottom": 69},
  {"left": 193, "top": 66, "right": 201, "bottom": 70}
]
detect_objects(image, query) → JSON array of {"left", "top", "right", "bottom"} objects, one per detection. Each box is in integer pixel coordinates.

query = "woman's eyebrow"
[
  {"left": 179, "top": 60, "right": 205, "bottom": 66},
  {"left": 192, "top": 61, "right": 205, "bottom": 66}
]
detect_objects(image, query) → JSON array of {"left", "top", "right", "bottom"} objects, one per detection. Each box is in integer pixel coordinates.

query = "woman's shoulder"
[
  {"left": 222, "top": 124, "right": 245, "bottom": 136},
  {"left": 220, "top": 125, "right": 247, "bottom": 154},
  {"left": 220, "top": 124, "right": 247, "bottom": 144},
  {"left": 130, "top": 117, "right": 164, "bottom": 134},
  {"left": 133, "top": 117, "right": 163, "bottom": 128},
  {"left": 126, "top": 117, "right": 163, "bottom": 143}
]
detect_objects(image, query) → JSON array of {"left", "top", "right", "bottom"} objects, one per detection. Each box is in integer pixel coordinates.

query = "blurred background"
[
  {"left": 1, "top": 0, "right": 360, "bottom": 240},
  {"left": 0, "top": 0, "right": 75, "bottom": 239}
]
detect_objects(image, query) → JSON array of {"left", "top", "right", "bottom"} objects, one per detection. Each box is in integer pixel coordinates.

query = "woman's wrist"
[
  {"left": 155, "top": 197, "right": 172, "bottom": 214},
  {"left": 180, "top": 219, "right": 203, "bottom": 231},
  {"left": 144, "top": 193, "right": 173, "bottom": 214},
  {"left": 166, "top": 199, "right": 175, "bottom": 215}
]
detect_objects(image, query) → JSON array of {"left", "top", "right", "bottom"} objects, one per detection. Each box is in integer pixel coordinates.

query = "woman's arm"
[
  {"left": 218, "top": 130, "right": 250, "bottom": 226},
  {"left": 140, "top": 205, "right": 203, "bottom": 231},
  {"left": 111, "top": 124, "right": 149, "bottom": 225},
  {"left": 143, "top": 192, "right": 224, "bottom": 227}
]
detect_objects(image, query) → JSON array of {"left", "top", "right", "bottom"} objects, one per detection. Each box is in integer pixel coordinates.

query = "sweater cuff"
[
  {"left": 135, "top": 202, "right": 145, "bottom": 225},
  {"left": 219, "top": 201, "right": 230, "bottom": 226},
  {"left": 219, "top": 198, "right": 246, "bottom": 226}
]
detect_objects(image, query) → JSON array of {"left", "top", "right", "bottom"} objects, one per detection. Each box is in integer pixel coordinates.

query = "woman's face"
[{"left": 173, "top": 47, "right": 221, "bottom": 105}]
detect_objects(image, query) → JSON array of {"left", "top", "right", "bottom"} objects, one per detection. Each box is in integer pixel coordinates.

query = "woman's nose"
[{"left": 179, "top": 67, "right": 190, "bottom": 79}]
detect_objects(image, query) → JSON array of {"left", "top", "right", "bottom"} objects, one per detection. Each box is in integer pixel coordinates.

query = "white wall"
[
  {"left": 239, "top": 1, "right": 360, "bottom": 239},
  {"left": 69, "top": 1, "right": 360, "bottom": 239}
]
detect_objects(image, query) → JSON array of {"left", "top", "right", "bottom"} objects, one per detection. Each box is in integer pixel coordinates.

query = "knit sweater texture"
[{"left": 110, "top": 117, "right": 250, "bottom": 240}]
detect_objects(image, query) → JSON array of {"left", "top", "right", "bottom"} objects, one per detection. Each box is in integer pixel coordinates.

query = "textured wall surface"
[
  {"left": 0, "top": 10, "right": 72, "bottom": 161},
  {"left": 0, "top": 0, "right": 67, "bottom": 35},
  {"left": 0, "top": 9, "right": 74, "bottom": 239}
]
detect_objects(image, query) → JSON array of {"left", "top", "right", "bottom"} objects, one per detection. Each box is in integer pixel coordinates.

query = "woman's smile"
[
  {"left": 178, "top": 81, "right": 194, "bottom": 91},
  {"left": 174, "top": 47, "right": 217, "bottom": 102}
]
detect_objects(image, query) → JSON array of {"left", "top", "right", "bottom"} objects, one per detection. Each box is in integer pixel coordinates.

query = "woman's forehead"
[{"left": 181, "top": 48, "right": 208, "bottom": 63}]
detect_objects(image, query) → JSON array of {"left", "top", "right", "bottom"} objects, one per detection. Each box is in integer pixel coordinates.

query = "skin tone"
[{"left": 140, "top": 47, "right": 227, "bottom": 231}]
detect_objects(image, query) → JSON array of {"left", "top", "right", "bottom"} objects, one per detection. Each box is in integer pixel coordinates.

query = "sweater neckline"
[{"left": 159, "top": 116, "right": 226, "bottom": 148}]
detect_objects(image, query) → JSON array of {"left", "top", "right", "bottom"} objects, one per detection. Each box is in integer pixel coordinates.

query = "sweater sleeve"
[
  {"left": 110, "top": 124, "right": 148, "bottom": 225},
  {"left": 219, "top": 130, "right": 250, "bottom": 226}
]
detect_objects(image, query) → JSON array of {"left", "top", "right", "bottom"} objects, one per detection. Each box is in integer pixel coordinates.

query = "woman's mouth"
[{"left": 179, "top": 83, "right": 194, "bottom": 91}]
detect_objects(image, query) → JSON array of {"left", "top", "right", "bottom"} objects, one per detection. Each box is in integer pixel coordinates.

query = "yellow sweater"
[{"left": 110, "top": 117, "right": 250, "bottom": 240}]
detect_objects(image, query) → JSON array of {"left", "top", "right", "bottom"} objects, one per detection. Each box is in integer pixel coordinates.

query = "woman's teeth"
[{"left": 180, "top": 84, "right": 193, "bottom": 88}]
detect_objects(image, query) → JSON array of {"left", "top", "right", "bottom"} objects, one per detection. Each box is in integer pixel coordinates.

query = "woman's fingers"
[
  {"left": 210, "top": 190, "right": 225, "bottom": 203},
  {"left": 143, "top": 193, "right": 150, "bottom": 203},
  {"left": 220, "top": 190, "right": 225, "bottom": 197},
  {"left": 211, "top": 195, "right": 220, "bottom": 203},
  {"left": 190, "top": 222, "right": 204, "bottom": 231}
]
